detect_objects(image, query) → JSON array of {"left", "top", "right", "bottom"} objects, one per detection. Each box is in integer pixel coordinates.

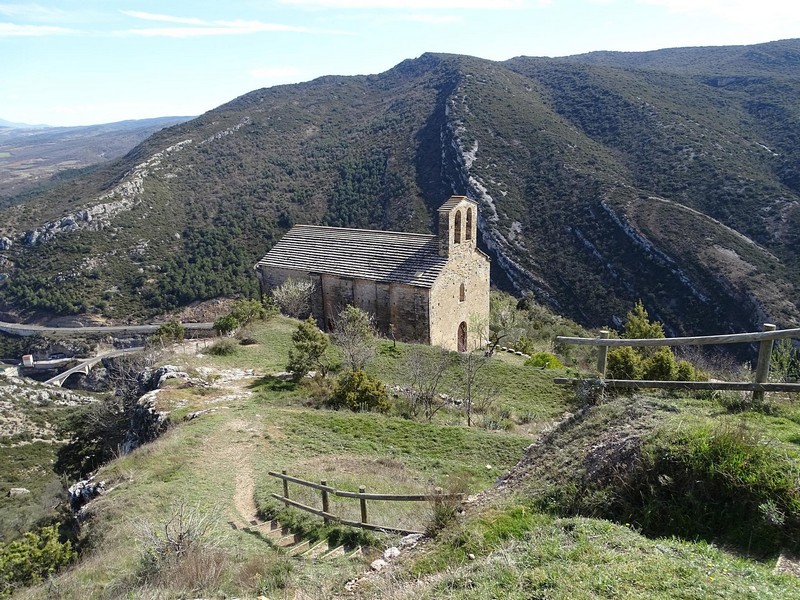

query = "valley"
[
  {"left": 3, "top": 311, "right": 800, "bottom": 598},
  {"left": 1, "top": 38, "right": 800, "bottom": 599}
]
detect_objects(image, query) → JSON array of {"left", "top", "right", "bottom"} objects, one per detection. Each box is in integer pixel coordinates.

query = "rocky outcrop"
[
  {"left": 137, "top": 364, "right": 207, "bottom": 392},
  {"left": 117, "top": 389, "right": 171, "bottom": 456},
  {"left": 68, "top": 478, "right": 105, "bottom": 510},
  {"left": 20, "top": 139, "right": 192, "bottom": 246}
]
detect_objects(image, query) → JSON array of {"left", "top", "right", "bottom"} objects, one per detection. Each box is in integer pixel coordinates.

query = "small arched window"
[
  {"left": 466, "top": 208, "right": 473, "bottom": 241},
  {"left": 459, "top": 282, "right": 466, "bottom": 302},
  {"left": 454, "top": 211, "right": 462, "bottom": 244}
]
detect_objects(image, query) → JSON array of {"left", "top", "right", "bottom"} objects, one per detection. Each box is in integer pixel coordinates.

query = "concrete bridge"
[
  {"left": 0, "top": 320, "right": 214, "bottom": 337},
  {"left": 43, "top": 347, "right": 144, "bottom": 387}
]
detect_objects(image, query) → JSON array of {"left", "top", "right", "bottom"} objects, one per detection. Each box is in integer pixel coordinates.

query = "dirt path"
[
  {"left": 233, "top": 458, "right": 259, "bottom": 526},
  {"left": 181, "top": 361, "right": 266, "bottom": 529}
]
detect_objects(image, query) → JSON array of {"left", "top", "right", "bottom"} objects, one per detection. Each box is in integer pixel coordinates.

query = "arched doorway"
[{"left": 458, "top": 321, "right": 467, "bottom": 352}]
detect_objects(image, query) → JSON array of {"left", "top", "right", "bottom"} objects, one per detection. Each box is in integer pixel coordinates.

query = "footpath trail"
[
  {"left": 201, "top": 398, "right": 265, "bottom": 529},
  {"left": 169, "top": 344, "right": 267, "bottom": 529}
]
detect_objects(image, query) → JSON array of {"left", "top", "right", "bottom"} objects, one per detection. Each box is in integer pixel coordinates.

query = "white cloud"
[
  {"left": 122, "top": 11, "right": 312, "bottom": 37},
  {"left": 0, "top": 22, "right": 73, "bottom": 36},
  {"left": 121, "top": 11, "right": 209, "bottom": 26},
  {"left": 278, "top": 0, "right": 528, "bottom": 8},
  {"left": 0, "top": 3, "right": 69, "bottom": 22}
]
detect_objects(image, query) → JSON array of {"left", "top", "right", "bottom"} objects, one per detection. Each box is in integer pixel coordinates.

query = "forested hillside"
[{"left": 0, "top": 40, "right": 798, "bottom": 336}]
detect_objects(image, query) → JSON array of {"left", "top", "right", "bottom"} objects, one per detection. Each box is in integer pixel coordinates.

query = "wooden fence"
[
  {"left": 268, "top": 470, "right": 463, "bottom": 536},
  {"left": 555, "top": 323, "right": 800, "bottom": 401}
]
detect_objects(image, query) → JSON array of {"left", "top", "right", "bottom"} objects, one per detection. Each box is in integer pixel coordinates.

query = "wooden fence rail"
[
  {"left": 555, "top": 323, "right": 800, "bottom": 401},
  {"left": 268, "top": 470, "right": 462, "bottom": 536}
]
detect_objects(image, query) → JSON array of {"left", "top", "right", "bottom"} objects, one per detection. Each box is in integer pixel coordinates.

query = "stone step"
[
  {"left": 320, "top": 544, "right": 346, "bottom": 560},
  {"left": 302, "top": 540, "right": 331, "bottom": 559},
  {"left": 288, "top": 539, "right": 311, "bottom": 555},
  {"left": 278, "top": 533, "right": 302, "bottom": 547},
  {"left": 346, "top": 545, "right": 369, "bottom": 559},
  {"left": 267, "top": 526, "right": 291, "bottom": 540}
]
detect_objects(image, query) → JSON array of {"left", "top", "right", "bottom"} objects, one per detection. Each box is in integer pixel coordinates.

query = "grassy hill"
[
  {"left": 6, "top": 314, "right": 800, "bottom": 599},
  {"left": 0, "top": 41, "right": 798, "bottom": 338}
]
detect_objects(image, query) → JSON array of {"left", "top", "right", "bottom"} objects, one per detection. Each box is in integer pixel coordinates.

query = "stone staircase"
[{"left": 238, "top": 519, "right": 367, "bottom": 560}]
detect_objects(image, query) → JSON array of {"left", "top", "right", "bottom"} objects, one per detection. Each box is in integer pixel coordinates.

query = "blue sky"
[{"left": 2, "top": 0, "right": 798, "bottom": 126}]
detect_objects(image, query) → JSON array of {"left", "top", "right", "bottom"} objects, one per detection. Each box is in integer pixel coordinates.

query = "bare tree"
[
  {"left": 271, "top": 277, "right": 315, "bottom": 319},
  {"left": 404, "top": 346, "right": 453, "bottom": 421},
  {"left": 459, "top": 313, "right": 492, "bottom": 426},
  {"left": 487, "top": 294, "right": 525, "bottom": 355},
  {"left": 331, "top": 305, "right": 376, "bottom": 372}
]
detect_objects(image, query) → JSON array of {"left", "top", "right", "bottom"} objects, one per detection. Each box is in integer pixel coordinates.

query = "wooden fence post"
[
  {"left": 359, "top": 485, "right": 367, "bottom": 525},
  {"left": 753, "top": 323, "right": 777, "bottom": 403},
  {"left": 282, "top": 470, "right": 289, "bottom": 499},
  {"left": 597, "top": 330, "right": 610, "bottom": 378},
  {"left": 321, "top": 480, "right": 330, "bottom": 524}
]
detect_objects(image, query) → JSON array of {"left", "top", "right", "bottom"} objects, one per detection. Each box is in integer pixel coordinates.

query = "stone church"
[{"left": 255, "top": 196, "right": 490, "bottom": 352}]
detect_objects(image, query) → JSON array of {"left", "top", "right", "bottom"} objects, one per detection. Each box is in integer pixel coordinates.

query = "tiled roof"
[
  {"left": 255, "top": 225, "right": 448, "bottom": 288},
  {"left": 437, "top": 196, "right": 475, "bottom": 212}
]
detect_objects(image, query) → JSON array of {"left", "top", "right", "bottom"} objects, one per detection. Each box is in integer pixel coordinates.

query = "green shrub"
[
  {"left": 530, "top": 419, "right": 800, "bottom": 555},
  {"left": 676, "top": 359, "right": 707, "bottom": 382},
  {"left": 213, "top": 314, "right": 240, "bottom": 336},
  {"left": 208, "top": 338, "right": 238, "bottom": 356},
  {"left": 150, "top": 320, "right": 185, "bottom": 346},
  {"left": 771, "top": 339, "right": 800, "bottom": 382},
  {"left": 615, "top": 423, "right": 800, "bottom": 554},
  {"left": 301, "top": 374, "right": 335, "bottom": 407},
  {"left": 623, "top": 300, "right": 665, "bottom": 345},
  {"left": 607, "top": 346, "right": 642, "bottom": 380},
  {"left": 642, "top": 347, "right": 677, "bottom": 381},
  {"left": 0, "top": 524, "right": 74, "bottom": 597},
  {"left": 607, "top": 302, "right": 706, "bottom": 383},
  {"left": 525, "top": 352, "right": 564, "bottom": 369},
  {"left": 327, "top": 370, "right": 389, "bottom": 413},
  {"left": 287, "top": 317, "right": 330, "bottom": 382},
  {"left": 229, "top": 299, "right": 269, "bottom": 326}
]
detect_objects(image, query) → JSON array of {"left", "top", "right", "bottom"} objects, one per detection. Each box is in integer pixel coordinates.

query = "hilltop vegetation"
[
  {"left": 2, "top": 295, "right": 800, "bottom": 598},
  {"left": 0, "top": 41, "right": 798, "bottom": 337}
]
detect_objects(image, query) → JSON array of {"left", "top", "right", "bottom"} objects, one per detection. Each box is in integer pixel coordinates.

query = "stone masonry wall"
[
  {"left": 429, "top": 198, "right": 490, "bottom": 351},
  {"left": 429, "top": 246, "right": 490, "bottom": 351},
  {"left": 257, "top": 266, "right": 430, "bottom": 342}
]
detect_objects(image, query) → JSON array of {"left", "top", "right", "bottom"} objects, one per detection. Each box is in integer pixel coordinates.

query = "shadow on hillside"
[{"left": 249, "top": 374, "right": 297, "bottom": 393}]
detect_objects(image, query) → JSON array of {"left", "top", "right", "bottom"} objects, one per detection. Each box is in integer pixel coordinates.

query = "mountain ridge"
[{"left": 0, "top": 41, "right": 798, "bottom": 338}]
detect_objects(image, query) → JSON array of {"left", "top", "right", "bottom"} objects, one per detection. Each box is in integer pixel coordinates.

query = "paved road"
[{"left": 0, "top": 320, "right": 214, "bottom": 337}]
